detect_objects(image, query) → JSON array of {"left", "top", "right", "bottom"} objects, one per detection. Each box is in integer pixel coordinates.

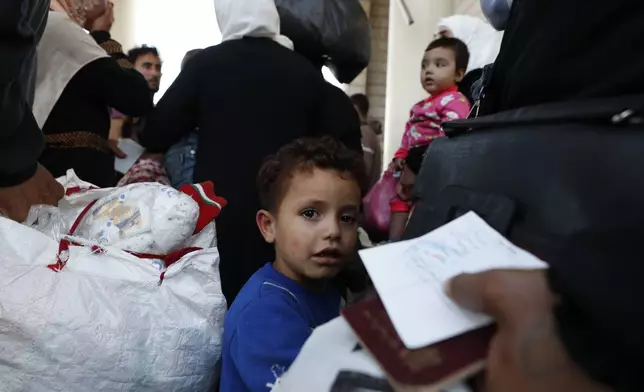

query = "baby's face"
[{"left": 420, "top": 46, "right": 462, "bottom": 95}]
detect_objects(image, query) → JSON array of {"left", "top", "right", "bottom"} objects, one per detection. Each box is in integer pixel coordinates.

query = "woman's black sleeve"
[
  {"left": 138, "top": 61, "right": 200, "bottom": 153},
  {"left": 70, "top": 31, "right": 152, "bottom": 117},
  {"left": 0, "top": 0, "right": 49, "bottom": 186}
]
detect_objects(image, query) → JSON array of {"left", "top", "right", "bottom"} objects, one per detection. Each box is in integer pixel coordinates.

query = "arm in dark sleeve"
[
  {"left": 69, "top": 31, "right": 152, "bottom": 117},
  {"left": 0, "top": 0, "right": 49, "bottom": 186},
  {"left": 315, "top": 83, "right": 364, "bottom": 154},
  {"left": 138, "top": 62, "right": 199, "bottom": 153},
  {"left": 548, "top": 227, "right": 644, "bottom": 392},
  {"left": 90, "top": 30, "right": 136, "bottom": 70}
]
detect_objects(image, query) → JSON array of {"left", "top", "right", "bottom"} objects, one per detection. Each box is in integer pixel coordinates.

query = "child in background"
[
  {"left": 392, "top": 37, "right": 471, "bottom": 167},
  {"left": 389, "top": 37, "right": 471, "bottom": 239},
  {"left": 220, "top": 137, "right": 366, "bottom": 392}
]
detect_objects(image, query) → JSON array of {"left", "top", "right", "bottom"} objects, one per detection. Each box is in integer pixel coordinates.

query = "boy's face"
[
  {"left": 420, "top": 47, "right": 464, "bottom": 95},
  {"left": 257, "top": 168, "right": 361, "bottom": 289}
]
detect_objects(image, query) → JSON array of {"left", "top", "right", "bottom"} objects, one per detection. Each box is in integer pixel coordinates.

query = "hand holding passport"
[
  {"left": 279, "top": 213, "right": 606, "bottom": 391},
  {"left": 346, "top": 213, "right": 551, "bottom": 390}
]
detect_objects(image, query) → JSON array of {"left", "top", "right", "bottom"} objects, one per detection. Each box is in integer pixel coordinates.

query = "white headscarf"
[
  {"left": 32, "top": 11, "right": 108, "bottom": 128},
  {"left": 214, "top": 0, "right": 293, "bottom": 49},
  {"left": 437, "top": 15, "right": 504, "bottom": 74}
]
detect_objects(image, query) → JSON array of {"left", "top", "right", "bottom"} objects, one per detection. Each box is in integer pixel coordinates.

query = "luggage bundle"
[{"left": 0, "top": 171, "right": 228, "bottom": 392}]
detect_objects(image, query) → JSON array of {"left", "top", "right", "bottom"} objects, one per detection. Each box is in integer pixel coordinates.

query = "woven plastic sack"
[
  {"left": 0, "top": 173, "right": 226, "bottom": 392},
  {"left": 362, "top": 169, "right": 397, "bottom": 235}
]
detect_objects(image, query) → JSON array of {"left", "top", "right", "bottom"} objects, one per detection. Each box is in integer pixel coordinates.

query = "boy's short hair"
[
  {"left": 127, "top": 45, "right": 161, "bottom": 64},
  {"left": 257, "top": 137, "right": 367, "bottom": 212},
  {"left": 350, "top": 94, "right": 370, "bottom": 118},
  {"left": 426, "top": 37, "right": 470, "bottom": 73}
]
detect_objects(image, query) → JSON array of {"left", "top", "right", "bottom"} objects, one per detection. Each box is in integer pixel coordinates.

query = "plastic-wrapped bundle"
[{"left": 276, "top": 0, "right": 371, "bottom": 83}]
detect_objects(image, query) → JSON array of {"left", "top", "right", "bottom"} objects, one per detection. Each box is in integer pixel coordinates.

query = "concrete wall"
[
  {"left": 453, "top": 0, "right": 485, "bottom": 17},
  {"left": 110, "top": 0, "right": 221, "bottom": 102},
  {"left": 346, "top": 0, "right": 390, "bottom": 126}
]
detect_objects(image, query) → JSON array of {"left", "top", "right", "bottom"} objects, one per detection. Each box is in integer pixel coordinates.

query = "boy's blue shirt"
[{"left": 220, "top": 263, "right": 341, "bottom": 392}]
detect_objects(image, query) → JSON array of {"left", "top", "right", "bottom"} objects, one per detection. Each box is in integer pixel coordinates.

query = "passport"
[{"left": 342, "top": 295, "right": 494, "bottom": 391}]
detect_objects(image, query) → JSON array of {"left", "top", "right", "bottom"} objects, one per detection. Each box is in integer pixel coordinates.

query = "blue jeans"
[{"left": 165, "top": 133, "right": 198, "bottom": 189}]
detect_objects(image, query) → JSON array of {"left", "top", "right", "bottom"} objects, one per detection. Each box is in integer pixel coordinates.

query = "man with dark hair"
[
  {"left": 0, "top": 0, "right": 65, "bottom": 222},
  {"left": 127, "top": 45, "right": 163, "bottom": 94},
  {"left": 109, "top": 45, "right": 162, "bottom": 158}
]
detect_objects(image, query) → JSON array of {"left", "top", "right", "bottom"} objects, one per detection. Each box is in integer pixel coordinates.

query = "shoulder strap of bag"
[{"left": 447, "top": 94, "right": 644, "bottom": 137}]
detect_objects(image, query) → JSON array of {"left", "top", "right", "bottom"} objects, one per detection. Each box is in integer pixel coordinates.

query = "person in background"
[
  {"left": 128, "top": 46, "right": 163, "bottom": 94},
  {"left": 109, "top": 45, "right": 162, "bottom": 158},
  {"left": 0, "top": 0, "right": 65, "bottom": 222},
  {"left": 220, "top": 137, "right": 366, "bottom": 392},
  {"left": 350, "top": 93, "right": 382, "bottom": 189},
  {"left": 435, "top": 15, "right": 503, "bottom": 104},
  {"left": 388, "top": 37, "right": 470, "bottom": 240},
  {"left": 164, "top": 48, "right": 204, "bottom": 189},
  {"left": 113, "top": 46, "right": 170, "bottom": 186},
  {"left": 34, "top": 0, "right": 152, "bottom": 188},
  {"left": 139, "top": 0, "right": 362, "bottom": 305}
]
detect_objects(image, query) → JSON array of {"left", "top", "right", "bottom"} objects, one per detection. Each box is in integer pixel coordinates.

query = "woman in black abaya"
[{"left": 139, "top": 0, "right": 363, "bottom": 304}]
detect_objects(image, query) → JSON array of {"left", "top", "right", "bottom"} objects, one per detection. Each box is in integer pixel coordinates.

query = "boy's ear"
[
  {"left": 256, "top": 209, "right": 276, "bottom": 244},
  {"left": 455, "top": 69, "right": 465, "bottom": 83}
]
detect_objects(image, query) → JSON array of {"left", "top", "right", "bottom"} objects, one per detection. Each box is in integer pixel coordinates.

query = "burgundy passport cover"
[{"left": 342, "top": 295, "right": 495, "bottom": 391}]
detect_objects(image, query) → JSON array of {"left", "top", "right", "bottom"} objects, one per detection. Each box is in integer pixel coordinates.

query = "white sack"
[{"left": 0, "top": 172, "right": 226, "bottom": 392}]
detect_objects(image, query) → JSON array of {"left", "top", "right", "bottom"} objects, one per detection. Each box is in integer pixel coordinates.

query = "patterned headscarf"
[{"left": 50, "top": 0, "right": 105, "bottom": 26}]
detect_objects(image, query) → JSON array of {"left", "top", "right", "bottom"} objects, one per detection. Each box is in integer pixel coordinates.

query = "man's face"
[{"left": 134, "top": 53, "right": 162, "bottom": 93}]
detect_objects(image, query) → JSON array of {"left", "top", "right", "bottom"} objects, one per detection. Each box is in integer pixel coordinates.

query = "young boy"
[{"left": 220, "top": 137, "right": 366, "bottom": 392}]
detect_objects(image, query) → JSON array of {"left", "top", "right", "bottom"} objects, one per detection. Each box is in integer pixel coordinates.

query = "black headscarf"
[{"left": 481, "top": 0, "right": 644, "bottom": 115}]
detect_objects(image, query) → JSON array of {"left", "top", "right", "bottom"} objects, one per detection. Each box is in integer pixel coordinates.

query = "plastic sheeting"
[
  {"left": 0, "top": 171, "right": 226, "bottom": 392},
  {"left": 276, "top": 0, "right": 371, "bottom": 83}
]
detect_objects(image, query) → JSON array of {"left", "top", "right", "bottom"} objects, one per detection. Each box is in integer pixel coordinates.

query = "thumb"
[
  {"left": 446, "top": 270, "right": 514, "bottom": 326},
  {"left": 447, "top": 269, "right": 550, "bottom": 329}
]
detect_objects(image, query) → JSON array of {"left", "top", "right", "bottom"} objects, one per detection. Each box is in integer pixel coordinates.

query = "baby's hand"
[{"left": 389, "top": 158, "right": 404, "bottom": 171}]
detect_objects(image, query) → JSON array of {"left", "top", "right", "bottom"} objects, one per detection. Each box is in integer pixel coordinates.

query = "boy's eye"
[
  {"left": 340, "top": 214, "right": 357, "bottom": 224},
  {"left": 301, "top": 209, "right": 319, "bottom": 220}
]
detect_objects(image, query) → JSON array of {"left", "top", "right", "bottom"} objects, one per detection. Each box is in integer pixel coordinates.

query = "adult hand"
[
  {"left": 89, "top": 1, "right": 114, "bottom": 32},
  {"left": 0, "top": 164, "right": 65, "bottom": 223},
  {"left": 447, "top": 270, "right": 612, "bottom": 392},
  {"left": 109, "top": 118, "right": 127, "bottom": 158}
]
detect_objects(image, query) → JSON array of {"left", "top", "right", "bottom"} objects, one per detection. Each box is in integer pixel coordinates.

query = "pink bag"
[{"left": 362, "top": 169, "right": 397, "bottom": 234}]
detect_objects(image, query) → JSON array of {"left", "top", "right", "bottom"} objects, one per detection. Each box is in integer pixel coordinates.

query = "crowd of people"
[{"left": 1, "top": 0, "right": 643, "bottom": 391}]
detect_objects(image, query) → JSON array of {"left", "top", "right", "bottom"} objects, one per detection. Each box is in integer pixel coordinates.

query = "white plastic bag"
[{"left": 0, "top": 171, "right": 227, "bottom": 392}]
